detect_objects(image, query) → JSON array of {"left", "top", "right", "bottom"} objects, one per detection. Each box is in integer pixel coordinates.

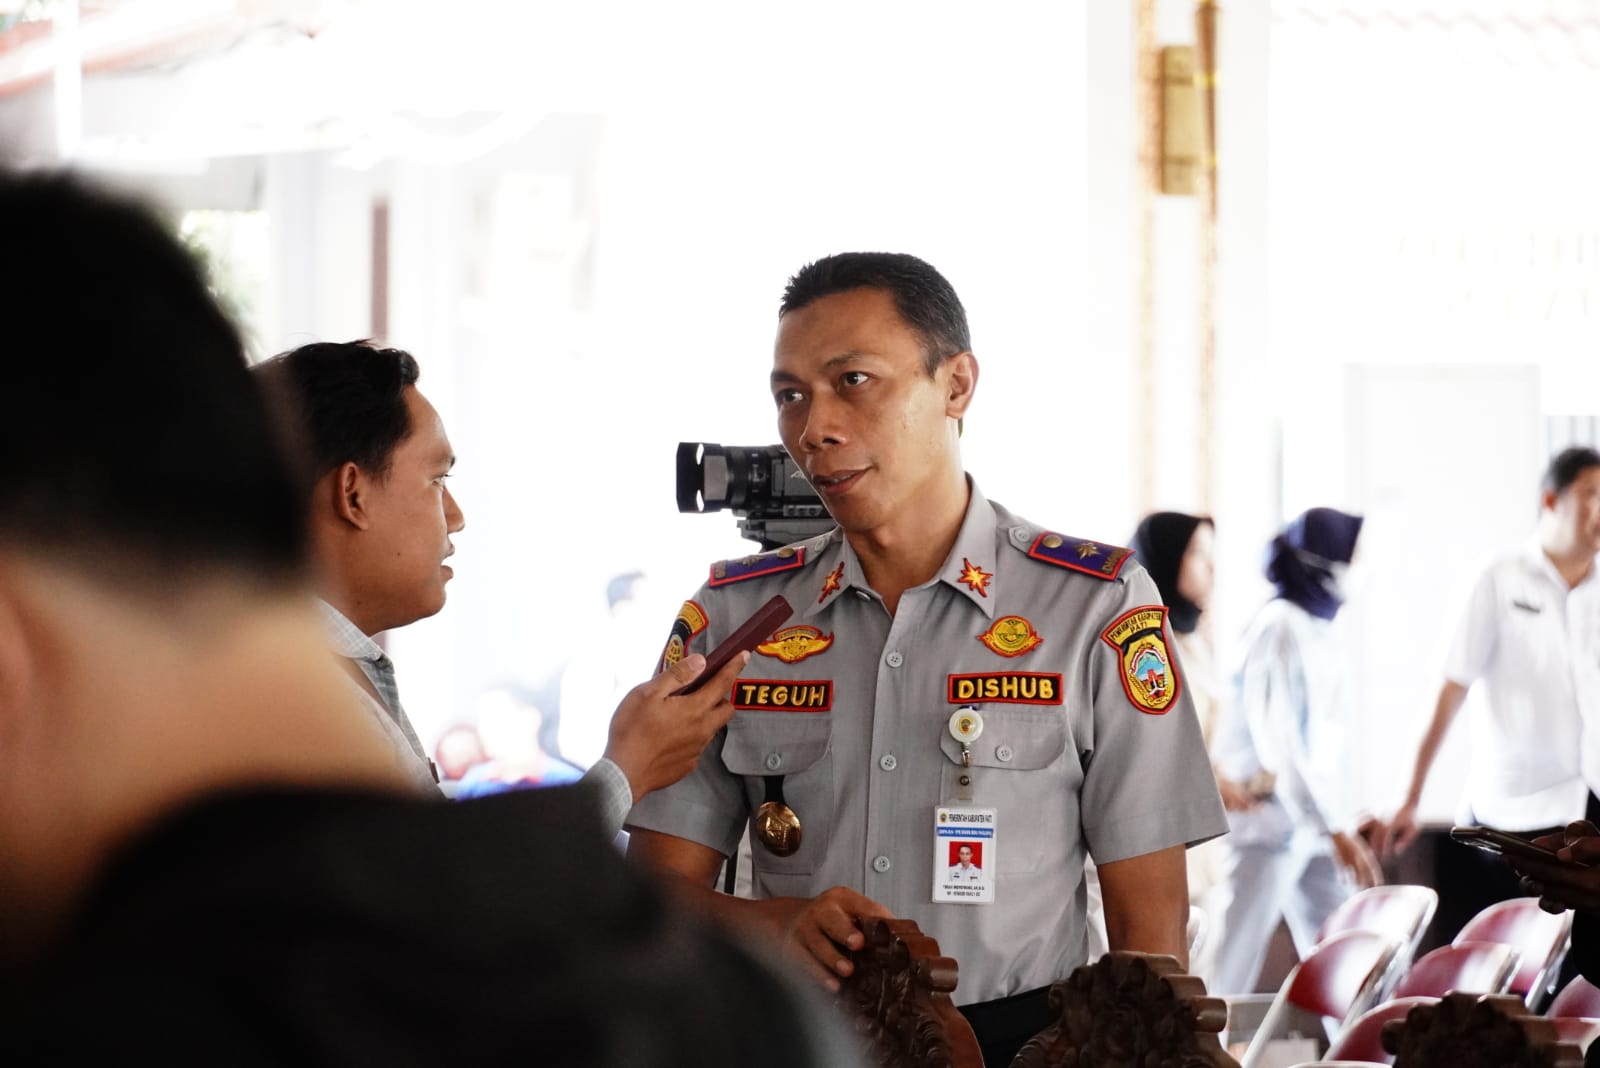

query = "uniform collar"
[
  {"left": 1521, "top": 537, "right": 1600, "bottom": 593},
  {"left": 803, "top": 478, "right": 999, "bottom": 620}
]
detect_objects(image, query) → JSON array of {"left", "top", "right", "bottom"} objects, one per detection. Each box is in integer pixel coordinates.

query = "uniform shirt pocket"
[
  {"left": 722, "top": 712, "right": 834, "bottom": 876},
  {"left": 938, "top": 708, "right": 1071, "bottom": 873}
]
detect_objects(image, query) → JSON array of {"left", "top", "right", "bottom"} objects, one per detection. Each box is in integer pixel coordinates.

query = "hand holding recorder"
[{"left": 605, "top": 595, "right": 793, "bottom": 802}]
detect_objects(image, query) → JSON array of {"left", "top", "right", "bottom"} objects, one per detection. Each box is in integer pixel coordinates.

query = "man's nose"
[
  {"left": 445, "top": 486, "right": 466, "bottom": 533},
  {"left": 799, "top": 392, "right": 847, "bottom": 452}
]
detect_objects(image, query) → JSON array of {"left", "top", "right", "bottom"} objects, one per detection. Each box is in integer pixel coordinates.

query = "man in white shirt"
[{"left": 1375, "top": 447, "right": 1600, "bottom": 922}]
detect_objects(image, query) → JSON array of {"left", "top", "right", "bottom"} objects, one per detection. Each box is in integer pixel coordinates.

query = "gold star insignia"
[
  {"left": 1075, "top": 541, "right": 1101, "bottom": 560},
  {"left": 957, "top": 558, "right": 993, "bottom": 598}
]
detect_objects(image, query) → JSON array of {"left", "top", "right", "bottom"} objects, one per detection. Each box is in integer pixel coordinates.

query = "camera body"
[{"left": 676, "top": 442, "right": 835, "bottom": 550}]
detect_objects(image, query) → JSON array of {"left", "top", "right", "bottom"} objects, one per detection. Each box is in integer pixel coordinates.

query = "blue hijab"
[{"left": 1264, "top": 507, "right": 1363, "bottom": 621}]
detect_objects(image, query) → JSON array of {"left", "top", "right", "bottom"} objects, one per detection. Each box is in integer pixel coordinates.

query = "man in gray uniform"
[{"left": 628, "top": 252, "right": 1228, "bottom": 1065}]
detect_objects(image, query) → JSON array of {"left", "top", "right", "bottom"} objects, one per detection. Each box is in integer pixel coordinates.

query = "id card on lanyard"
[{"left": 933, "top": 805, "right": 996, "bottom": 904}]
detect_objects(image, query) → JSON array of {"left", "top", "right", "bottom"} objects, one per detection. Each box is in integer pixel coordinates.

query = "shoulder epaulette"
[
  {"left": 1025, "top": 532, "right": 1133, "bottom": 581},
  {"left": 708, "top": 545, "right": 808, "bottom": 587}
]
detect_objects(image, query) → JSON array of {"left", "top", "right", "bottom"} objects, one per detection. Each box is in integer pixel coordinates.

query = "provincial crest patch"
[
  {"left": 657, "top": 600, "right": 709, "bottom": 673},
  {"left": 756, "top": 625, "right": 834, "bottom": 664},
  {"left": 977, "top": 615, "right": 1042, "bottom": 658},
  {"left": 1099, "top": 605, "right": 1181, "bottom": 714}
]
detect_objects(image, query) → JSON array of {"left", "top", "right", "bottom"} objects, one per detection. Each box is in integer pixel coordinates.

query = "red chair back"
[
  {"left": 1549, "top": 975, "right": 1600, "bottom": 1019},
  {"left": 1324, "top": 996, "right": 1437, "bottom": 1063},
  {"left": 1285, "top": 929, "right": 1402, "bottom": 1019},
  {"left": 1318, "top": 884, "right": 1439, "bottom": 951},
  {"left": 1240, "top": 930, "right": 1404, "bottom": 1068},
  {"left": 1452, "top": 898, "right": 1573, "bottom": 1002},
  {"left": 1390, "top": 941, "right": 1520, "bottom": 999}
]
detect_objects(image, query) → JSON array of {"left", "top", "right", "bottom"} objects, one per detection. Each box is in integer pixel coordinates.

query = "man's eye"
[
  {"left": 775, "top": 389, "right": 803, "bottom": 407},
  {"left": 841, "top": 371, "right": 870, "bottom": 387}
]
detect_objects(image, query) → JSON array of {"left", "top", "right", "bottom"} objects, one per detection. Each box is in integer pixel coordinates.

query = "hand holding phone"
[
  {"left": 1449, "top": 825, "right": 1565, "bottom": 863},
  {"left": 670, "top": 594, "right": 793, "bottom": 696}
]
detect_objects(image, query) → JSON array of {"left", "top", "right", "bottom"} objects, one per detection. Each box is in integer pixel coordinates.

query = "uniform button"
[
  {"left": 764, "top": 753, "right": 783, "bottom": 771},
  {"left": 855, "top": 590, "right": 870, "bottom": 601},
  {"left": 872, "top": 855, "right": 892, "bottom": 873},
  {"left": 879, "top": 754, "right": 898, "bottom": 771},
  {"left": 996, "top": 745, "right": 1014, "bottom": 762},
  {"left": 886, "top": 651, "right": 904, "bottom": 668}
]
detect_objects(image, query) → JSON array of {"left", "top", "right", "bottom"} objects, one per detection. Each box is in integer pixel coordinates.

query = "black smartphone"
[
  {"left": 669, "top": 593, "right": 793, "bottom": 696},
  {"left": 1449, "top": 825, "right": 1564, "bottom": 863}
]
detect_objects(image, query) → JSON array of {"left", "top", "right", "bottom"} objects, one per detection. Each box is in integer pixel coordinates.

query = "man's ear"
[
  {"left": 329, "top": 462, "right": 373, "bottom": 531},
  {"left": 944, "top": 351, "right": 979, "bottom": 420}
]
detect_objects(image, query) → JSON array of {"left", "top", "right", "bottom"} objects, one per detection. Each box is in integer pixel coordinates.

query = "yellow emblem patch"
[
  {"left": 978, "top": 615, "right": 1042, "bottom": 658},
  {"left": 1099, "top": 605, "right": 1180, "bottom": 714},
  {"left": 657, "top": 600, "right": 709, "bottom": 672},
  {"left": 756, "top": 625, "right": 834, "bottom": 664}
]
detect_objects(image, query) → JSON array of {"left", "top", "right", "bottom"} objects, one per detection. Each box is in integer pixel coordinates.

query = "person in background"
[
  {"left": 559, "top": 569, "right": 657, "bottom": 769},
  {"left": 1373, "top": 448, "right": 1600, "bottom": 940},
  {"left": 0, "top": 170, "right": 858, "bottom": 1066},
  {"left": 457, "top": 686, "right": 586, "bottom": 798},
  {"left": 433, "top": 723, "right": 488, "bottom": 785},
  {"left": 1127, "top": 511, "right": 1254, "bottom": 984},
  {"left": 1206, "top": 507, "right": 1384, "bottom": 995}
]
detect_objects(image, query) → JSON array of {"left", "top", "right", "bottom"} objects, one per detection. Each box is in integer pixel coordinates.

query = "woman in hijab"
[
  {"left": 1205, "top": 507, "right": 1384, "bottom": 996},
  {"left": 1128, "top": 512, "right": 1251, "bottom": 984}
]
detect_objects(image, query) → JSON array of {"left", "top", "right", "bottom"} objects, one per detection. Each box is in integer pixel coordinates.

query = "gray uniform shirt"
[{"left": 627, "top": 483, "right": 1228, "bottom": 1005}]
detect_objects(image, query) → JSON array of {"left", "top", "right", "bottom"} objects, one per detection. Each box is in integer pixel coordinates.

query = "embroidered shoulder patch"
[
  {"left": 1027, "top": 533, "right": 1132, "bottom": 581},
  {"left": 708, "top": 545, "right": 807, "bottom": 587},
  {"left": 657, "top": 600, "right": 709, "bottom": 672},
  {"left": 1099, "top": 605, "right": 1181, "bottom": 714}
]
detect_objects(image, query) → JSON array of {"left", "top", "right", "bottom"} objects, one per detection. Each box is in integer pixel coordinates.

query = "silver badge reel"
[{"left": 948, "top": 706, "right": 983, "bottom": 802}]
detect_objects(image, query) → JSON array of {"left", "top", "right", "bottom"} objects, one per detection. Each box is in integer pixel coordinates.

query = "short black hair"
[
  {"left": 1542, "top": 446, "right": 1600, "bottom": 498},
  {"left": 0, "top": 171, "right": 307, "bottom": 589},
  {"left": 779, "top": 252, "right": 971, "bottom": 375},
  {"left": 254, "top": 340, "right": 421, "bottom": 480}
]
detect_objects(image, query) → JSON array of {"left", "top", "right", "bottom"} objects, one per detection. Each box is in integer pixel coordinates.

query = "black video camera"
[{"left": 676, "top": 442, "right": 836, "bottom": 551}]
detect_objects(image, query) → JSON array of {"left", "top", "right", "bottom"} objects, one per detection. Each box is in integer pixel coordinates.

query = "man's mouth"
[{"left": 811, "top": 469, "right": 865, "bottom": 496}]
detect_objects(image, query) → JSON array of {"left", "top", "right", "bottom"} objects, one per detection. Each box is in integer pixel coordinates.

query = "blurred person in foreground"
[
  {"left": 0, "top": 170, "right": 857, "bottom": 1066},
  {"left": 255, "top": 341, "right": 746, "bottom": 833},
  {"left": 1206, "top": 507, "right": 1384, "bottom": 995}
]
